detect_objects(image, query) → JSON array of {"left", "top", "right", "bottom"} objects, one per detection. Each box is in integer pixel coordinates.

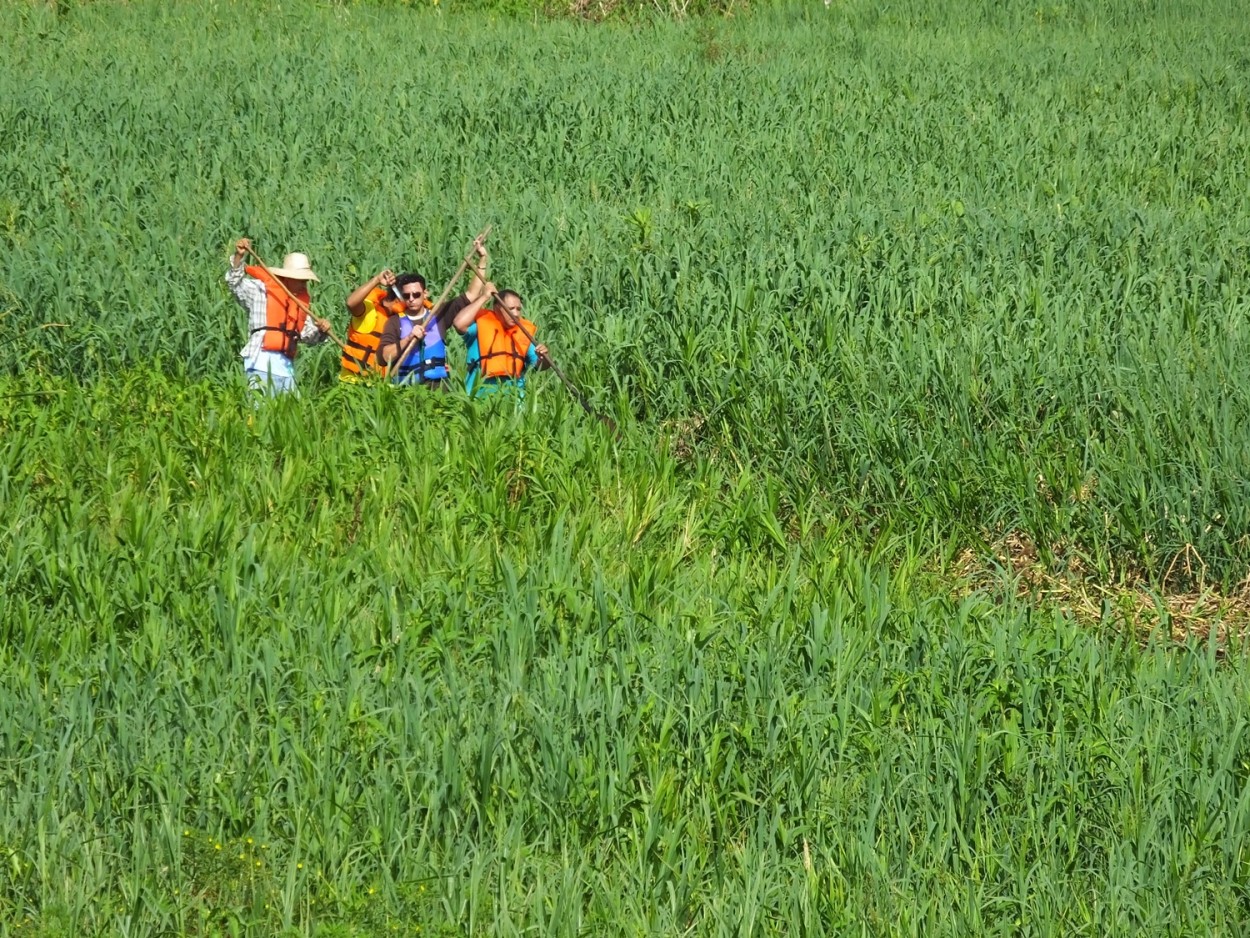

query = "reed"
[{"left": 2, "top": 0, "right": 1249, "bottom": 933}]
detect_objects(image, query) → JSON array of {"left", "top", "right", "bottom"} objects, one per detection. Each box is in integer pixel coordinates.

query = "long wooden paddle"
[
  {"left": 488, "top": 291, "right": 618, "bottom": 437},
  {"left": 242, "top": 246, "right": 352, "bottom": 357},
  {"left": 387, "top": 225, "right": 492, "bottom": 380}
]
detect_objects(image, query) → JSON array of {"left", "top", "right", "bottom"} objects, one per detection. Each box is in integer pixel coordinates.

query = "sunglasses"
[{"left": 401, "top": 291, "right": 424, "bottom": 300}]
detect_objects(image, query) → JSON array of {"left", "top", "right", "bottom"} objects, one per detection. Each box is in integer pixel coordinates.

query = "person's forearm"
[
  {"left": 346, "top": 275, "right": 385, "bottom": 316},
  {"left": 466, "top": 257, "right": 488, "bottom": 301},
  {"left": 453, "top": 295, "right": 489, "bottom": 333},
  {"left": 380, "top": 326, "right": 421, "bottom": 365},
  {"left": 225, "top": 261, "right": 258, "bottom": 305},
  {"left": 396, "top": 330, "right": 422, "bottom": 360}
]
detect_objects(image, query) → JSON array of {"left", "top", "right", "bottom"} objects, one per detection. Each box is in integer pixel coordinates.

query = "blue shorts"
[{"left": 244, "top": 351, "right": 297, "bottom": 395}]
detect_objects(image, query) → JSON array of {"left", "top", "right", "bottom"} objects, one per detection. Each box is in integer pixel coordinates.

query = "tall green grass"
[
  {"left": 2, "top": 0, "right": 1248, "bottom": 582},
  {"left": 3, "top": 0, "right": 1250, "bottom": 933},
  {"left": 2, "top": 372, "right": 1249, "bottom": 935}
]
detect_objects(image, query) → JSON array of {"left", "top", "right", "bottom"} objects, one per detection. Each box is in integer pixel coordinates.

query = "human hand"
[
  {"left": 233, "top": 237, "right": 252, "bottom": 262},
  {"left": 536, "top": 343, "right": 549, "bottom": 360},
  {"left": 314, "top": 317, "right": 333, "bottom": 334},
  {"left": 378, "top": 269, "right": 396, "bottom": 287}
]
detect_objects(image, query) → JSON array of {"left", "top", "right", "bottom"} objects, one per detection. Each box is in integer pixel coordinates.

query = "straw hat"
[{"left": 267, "top": 252, "right": 319, "bottom": 282}]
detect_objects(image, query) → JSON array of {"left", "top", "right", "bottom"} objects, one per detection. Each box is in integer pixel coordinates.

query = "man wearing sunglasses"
[{"left": 376, "top": 273, "right": 454, "bottom": 389}]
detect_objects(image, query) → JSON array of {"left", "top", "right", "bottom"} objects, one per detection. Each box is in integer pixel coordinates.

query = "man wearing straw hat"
[{"left": 226, "top": 237, "right": 332, "bottom": 395}]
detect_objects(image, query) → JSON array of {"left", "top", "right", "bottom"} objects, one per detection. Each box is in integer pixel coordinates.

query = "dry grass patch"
[{"left": 956, "top": 533, "right": 1250, "bottom": 650}]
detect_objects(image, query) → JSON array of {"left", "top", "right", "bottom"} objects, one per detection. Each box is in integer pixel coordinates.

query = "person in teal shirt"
[{"left": 449, "top": 244, "right": 548, "bottom": 397}]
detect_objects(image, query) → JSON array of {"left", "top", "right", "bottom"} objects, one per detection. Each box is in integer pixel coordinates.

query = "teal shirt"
[{"left": 462, "top": 319, "right": 539, "bottom": 397}]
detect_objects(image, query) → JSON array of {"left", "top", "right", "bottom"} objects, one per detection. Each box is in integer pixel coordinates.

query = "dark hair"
[
  {"left": 496, "top": 289, "right": 523, "bottom": 306},
  {"left": 395, "top": 273, "right": 426, "bottom": 291}
]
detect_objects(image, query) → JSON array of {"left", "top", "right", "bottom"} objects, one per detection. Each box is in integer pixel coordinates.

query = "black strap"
[
  {"left": 342, "top": 337, "right": 375, "bottom": 365},
  {"left": 398, "top": 351, "right": 447, "bottom": 376},
  {"left": 479, "top": 345, "right": 525, "bottom": 373},
  {"left": 250, "top": 325, "right": 300, "bottom": 358}
]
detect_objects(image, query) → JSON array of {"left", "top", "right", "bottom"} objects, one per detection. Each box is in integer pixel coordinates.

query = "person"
[
  {"left": 448, "top": 243, "right": 548, "bottom": 398},
  {"left": 226, "top": 237, "right": 331, "bottom": 395},
  {"left": 375, "top": 273, "right": 456, "bottom": 390},
  {"left": 340, "top": 268, "right": 402, "bottom": 381}
]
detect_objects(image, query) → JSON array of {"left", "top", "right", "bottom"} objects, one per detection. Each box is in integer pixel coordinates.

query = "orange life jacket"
[
  {"left": 476, "top": 310, "right": 535, "bottom": 380},
  {"left": 341, "top": 288, "right": 436, "bottom": 376},
  {"left": 340, "top": 287, "right": 399, "bottom": 376},
  {"left": 245, "top": 265, "right": 309, "bottom": 360}
]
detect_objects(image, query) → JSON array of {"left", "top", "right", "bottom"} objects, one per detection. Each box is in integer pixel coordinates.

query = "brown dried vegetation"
[{"left": 955, "top": 532, "right": 1250, "bottom": 651}]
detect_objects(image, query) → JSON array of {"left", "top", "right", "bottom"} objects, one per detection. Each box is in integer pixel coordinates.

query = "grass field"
[{"left": 3, "top": 0, "right": 1250, "bottom": 934}]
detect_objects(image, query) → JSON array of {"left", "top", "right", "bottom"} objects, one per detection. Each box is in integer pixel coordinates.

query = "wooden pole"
[
  {"left": 387, "top": 225, "right": 492, "bottom": 380},
  {"left": 488, "top": 291, "right": 618, "bottom": 436},
  {"left": 243, "top": 246, "right": 352, "bottom": 357}
]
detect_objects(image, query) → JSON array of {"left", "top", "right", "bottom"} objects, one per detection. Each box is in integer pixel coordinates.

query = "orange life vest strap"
[
  {"left": 245, "top": 265, "right": 309, "bottom": 360},
  {"left": 476, "top": 312, "right": 535, "bottom": 380}
]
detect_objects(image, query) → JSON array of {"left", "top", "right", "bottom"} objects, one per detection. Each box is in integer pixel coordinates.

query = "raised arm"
[
  {"left": 465, "top": 239, "right": 489, "bottom": 303},
  {"left": 433, "top": 292, "right": 468, "bottom": 334},
  {"left": 346, "top": 269, "right": 396, "bottom": 316},
  {"left": 225, "top": 237, "right": 263, "bottom": 306},
  {"left": 452, "top": 281, "right": 496, "bottom": 334}
]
